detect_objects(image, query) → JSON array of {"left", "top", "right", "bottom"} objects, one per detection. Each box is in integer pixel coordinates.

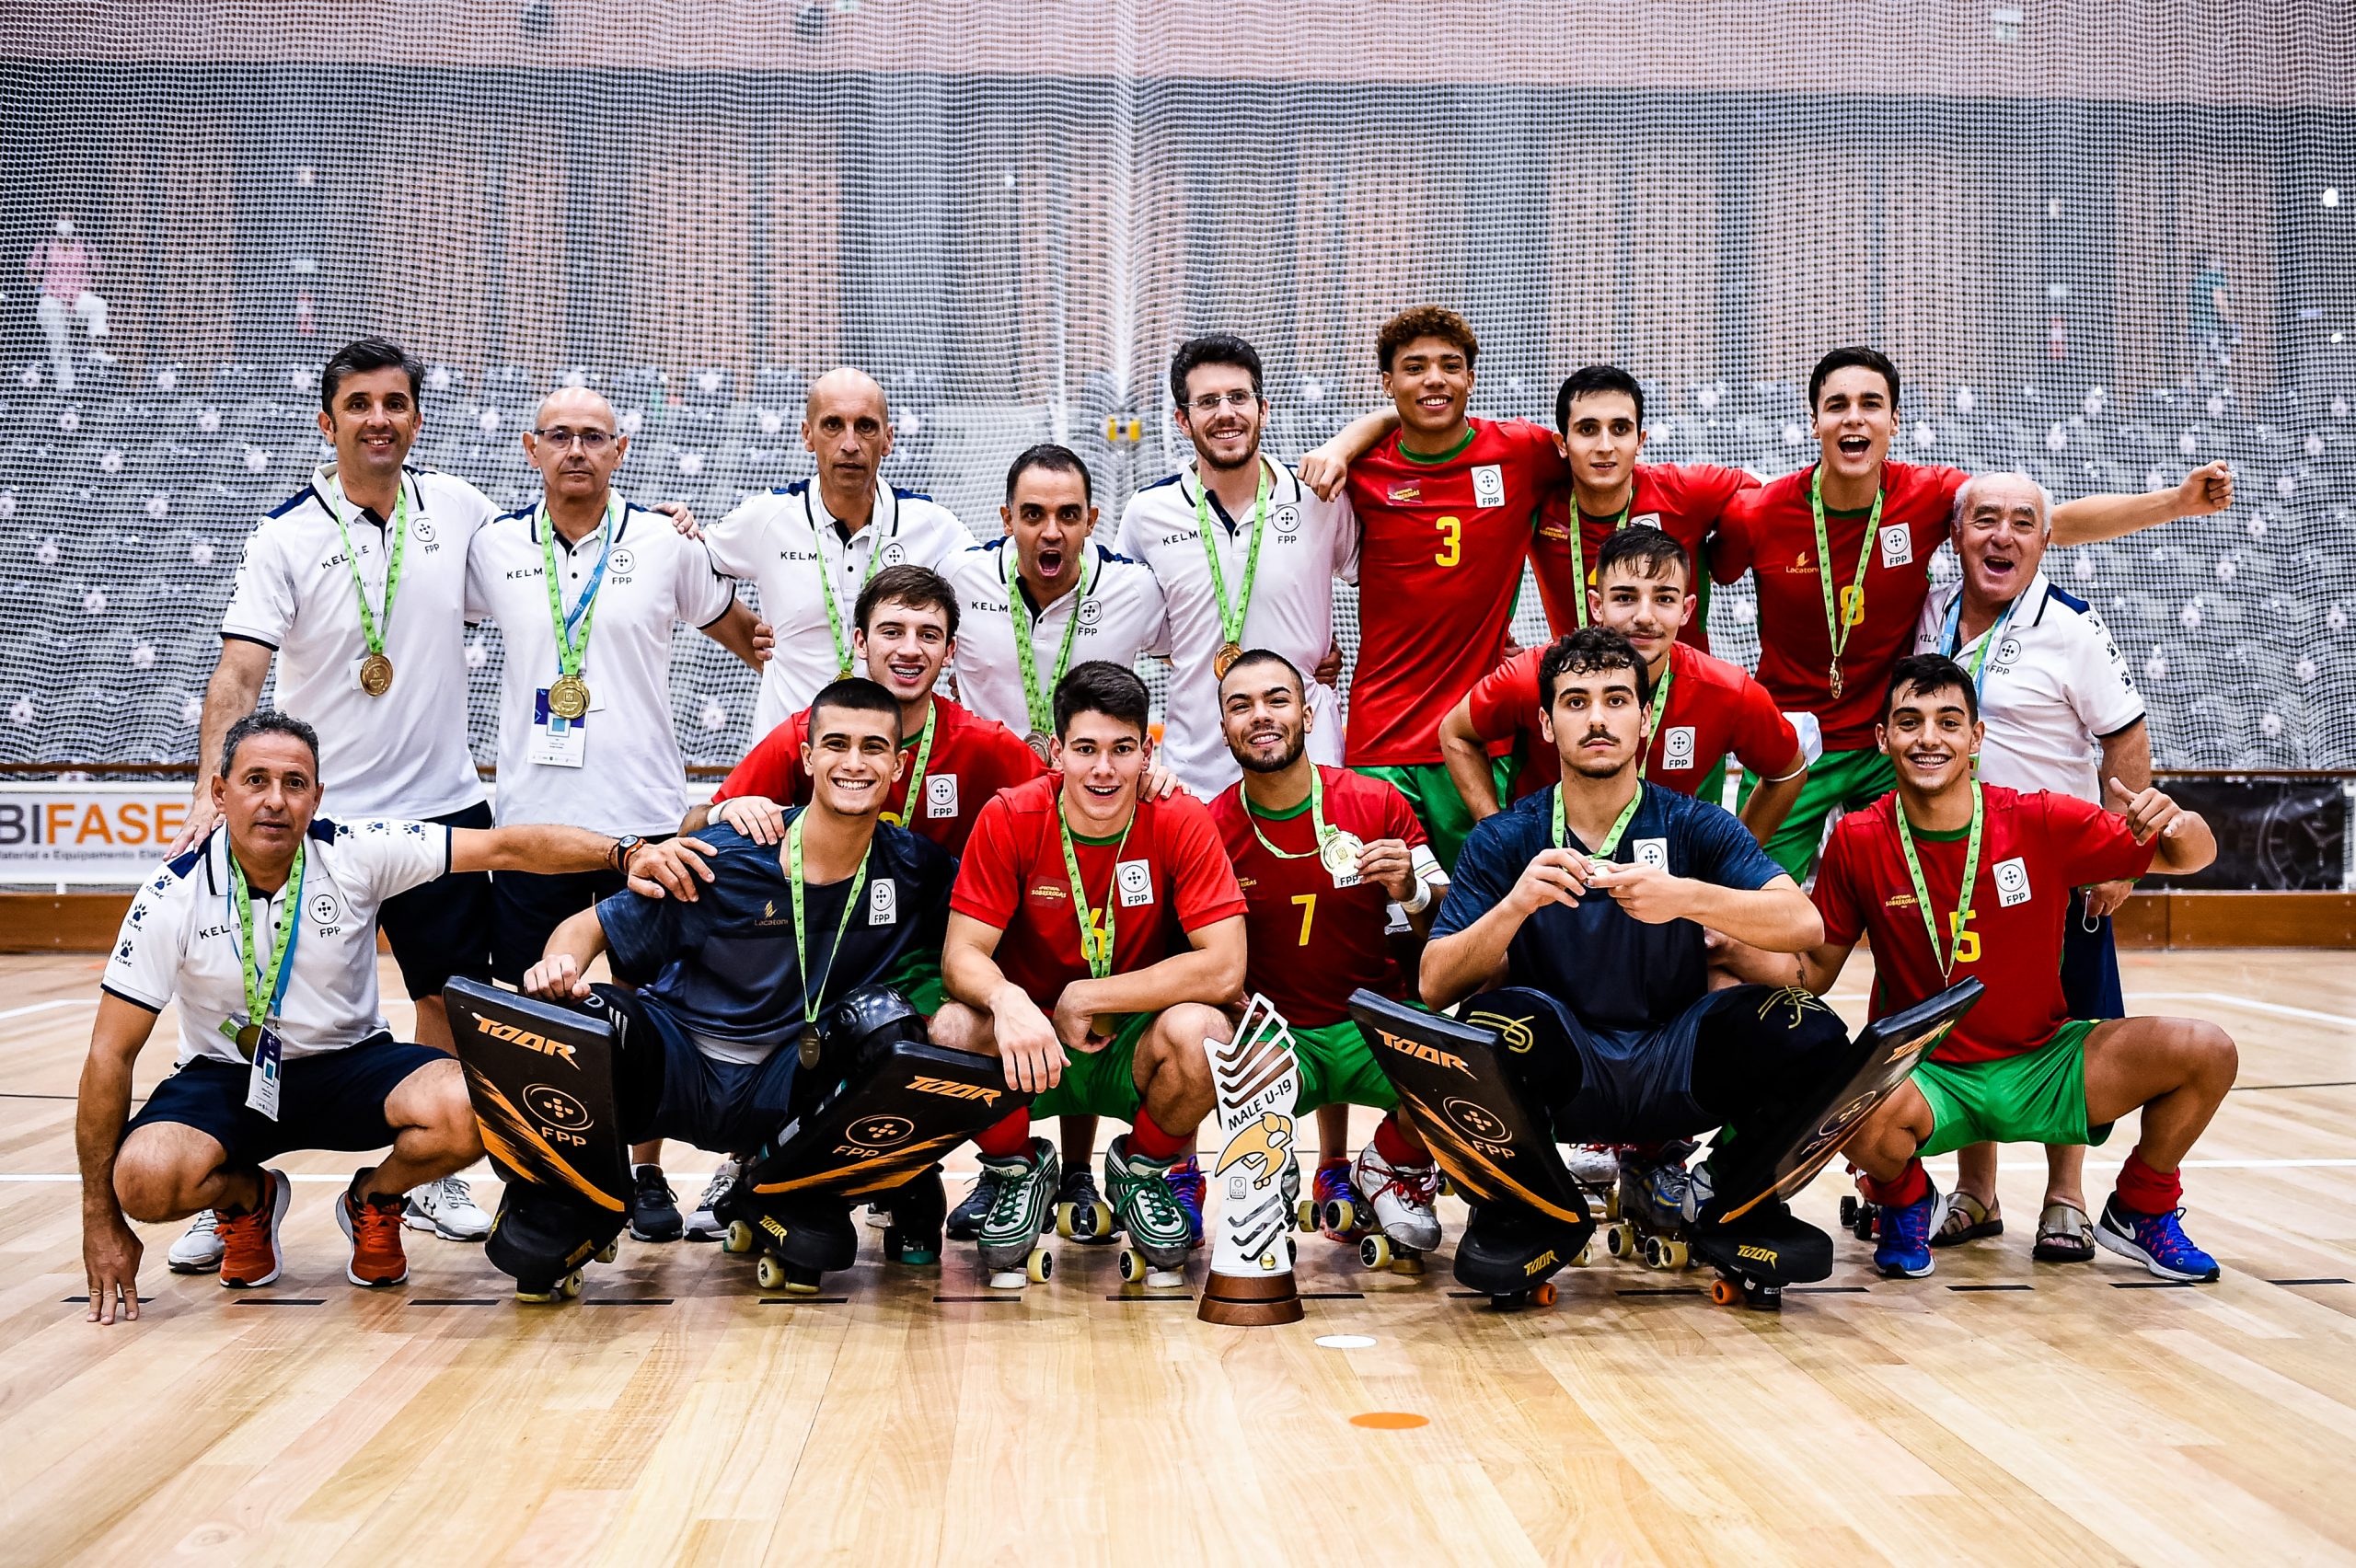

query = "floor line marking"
[
  {"left": 2133, "top": 991, "right": 2356, "bottom": 1028},
  {"left": 0, "top": 997, "right": 98, "bottom": 1021}
]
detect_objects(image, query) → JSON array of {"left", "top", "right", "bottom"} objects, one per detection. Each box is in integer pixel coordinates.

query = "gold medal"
[
  {"left": 234, "top": 1021, "right": 263, "bottom": 1058},
  {"left": 548, "top": 674, "right": 591, "bottom": 721},
  {"left": 1213, "top": 641, "right": 1243, "bottom": 679},
  {"left": 1026, "top": 732, "right": 1053, "bottom": 763},
  {"left": 358, "top": 652, "right": 394, "bottom": 698},
  {"left": 799, "top": 1027, "right": 823, "bottom": 1068},
  {"left": 1829, "top": 663, "right": 1844, "bottom": 700},
  {"left": 1319, "top": 829, "right": 1364, "bottom": 880}
]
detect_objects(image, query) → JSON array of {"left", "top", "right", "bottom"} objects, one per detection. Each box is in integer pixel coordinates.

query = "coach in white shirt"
[
  {"left": 1911, "top": 470, "right": 2154, "bottom": 1262},
  {"left": 1118, "top": 334, "right": 1357, "bottom": 796},
  {"left": 468, "top": 386, "right": 764, "bottom": 985},
  {"left": 76, "top": 710, "right": 705, "bottom": 1322},
  {"left": 703, "top": 367, "right": 975, "bottom": 736},
  {"left": 944, "top": 444, "right": 1169, "bottom": 755}
]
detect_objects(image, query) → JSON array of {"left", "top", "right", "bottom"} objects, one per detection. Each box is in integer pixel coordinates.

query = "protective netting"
[{"left": 0, "top": 4, "right": 2350, "bottom": 772}]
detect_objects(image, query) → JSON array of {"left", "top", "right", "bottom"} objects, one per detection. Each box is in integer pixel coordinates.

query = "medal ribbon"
[
  {"left": 1895, "top": 779, "right": 1984, "bottom": 981},
  {"left": 1191, "top": 462, "right": 1268, "bottom": 651},
  {"left": 539, "top": 494, "right": 618, "bottom": 682},
  {"left": 787, "top": 813, "right": 874, "bottom": 1032},
  {"left": 225, "top": 840, "right": 305, "bottom": 1039},
  {"left": 1564, "top": 493, "right": 1634, "bottom": 628},
  {"left": 1808, "top": 466, "right": 1884, "bottom": 695},
  {"left": 1057, "top": 800, "right": 1137, "bottom": 981},
  {"left": 326, "top": 474, "right": 410, "bottom": 662},
  {"left": 1011, "top": 553, "right": 1093, "bottom": 737},
  {"left": 811, "top": 485, "right": 892, "bottom": 676},
  {"left": 1637, "top": 660, "right": 1675, "bottom": 781},
  {"left": 1937, "top": 591, "right": 2023, "bottom": 700},
  {"left": 889, "top": 700, "right": 940, "bottom": 825},
  {"left": 1242, "top": 767, "right": 1336, "bottom": 861},
  {"left": 1552, "top": 781, "right": 1644, "bottom": 859}
]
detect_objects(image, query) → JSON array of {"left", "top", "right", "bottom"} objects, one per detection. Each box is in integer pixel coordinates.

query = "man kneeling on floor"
[
  {"left": 1803, "top": 654, "right": 2237, "bottom": 1281},
  {"left": 77, "top": 710, "right": 703, "bottom": 1322}
]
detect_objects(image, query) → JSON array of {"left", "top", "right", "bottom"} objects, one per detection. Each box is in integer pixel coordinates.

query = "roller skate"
[
  {"left": 1342, "top": 1140, "right": 1442, "bottom": 1274},
  {"left": 719, "top": 1189, "right": 858, "bottom": 1295},
  {"left": 1166, "top": 1155, "right": 1207, "bottom": 1248},
  {"left": 2094, "top": 1196, "right": 2221, "bottom": 1283},
  {"left": 1452, "top": 1199, "right": 1588, "bottom": 1309},
  {"left": 1308, "top": 1157, "right": 1364, "bottom": 1243},
  {"left": 880, "top": 1167, "right": 947, "bottom": 1267},
  {"left": 1104, "top": 1136, "right": 1193, "bottom": 1288},
  {"left": 1600, "top": 1139, "right": 1701, "bottom": 1272},
  {"left": 946, "top": 1163, "right": 1005, "bottom": 1243},
  {"left": 1054, "top": 1164, "right": 1116, "bottom": 1246},
  {"left": 1688, "top": 1197, "right": 1834, "bottom": 1312},
  {"left": 976, "top": 1138, "right": 1058, "bottom": 1290},
  {"left": 488, "top": 1182, "right": 623, "bottom": 1304},
  {"left": 1836, "top": 1164, "right": 1880, "bottom": 1242}
]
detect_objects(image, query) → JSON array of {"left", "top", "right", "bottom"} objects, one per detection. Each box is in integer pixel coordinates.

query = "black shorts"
[
  {"left": 2062, "top": 891, "right": 2124, "bottom": 1020},
  {"left": 122, "top": 1035, "right": 449, "bottom": 1168},
  {"left": 490, "top": 867, "right": 629, "bottom": 986},
  {"left": 600, "top": 987, "right": 802, "bottom": 1154},
  {"left": 377, "top": 801, "right": 494, "bottom": 999},
  {"left": 1516, "top": 988, "right": 1726, "bottom": 1145}
]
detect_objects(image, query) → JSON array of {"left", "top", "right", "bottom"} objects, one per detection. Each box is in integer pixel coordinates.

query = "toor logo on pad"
[
  {"left": 479, "top": 1020, "right": 577, "bottom": 1066},
  {"left": 908, "top": 1076, "right": 1000, "bottom": 1104},
  {"left": 1376, "top": 1030, "right": 1469, "bottom": 1075}
]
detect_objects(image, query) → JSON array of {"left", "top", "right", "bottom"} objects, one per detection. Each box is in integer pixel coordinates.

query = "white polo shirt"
[
  {"left": 1117, "top": 457, "right": 1358, "bottom": 794},
  {"left": 703, "top": 479, "right": 976, "bottom": 737},
  {"left": 221, "top": 465, "right": 493, "bottom": 820},
  {"left": 466, "top": 497, "right": 738, "bottom": 836},
  {"left": 941, "top": 539, "right": 1171, "bottom": 739},
  {"left": 1912, "top": 568, "right": 2147, "bottom": 801},
  {"left": 103, "top": 817, "right": 450, "bottom": 1066}
]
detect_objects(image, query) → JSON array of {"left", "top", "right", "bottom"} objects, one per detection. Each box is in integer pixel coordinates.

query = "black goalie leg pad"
[{"left": 1452, "top": 1199, "right": 1587, "bottom": 1296}]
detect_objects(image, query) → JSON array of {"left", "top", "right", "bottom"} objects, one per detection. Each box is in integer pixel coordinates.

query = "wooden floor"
[{"left": 3, "top": 950, "right": 2355, "bottom": 1566}]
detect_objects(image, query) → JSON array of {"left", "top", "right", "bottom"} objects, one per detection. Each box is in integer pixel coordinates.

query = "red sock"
[
  {"left": 1863, "top": 1159, "right": 1928, "bottom": 1208},
  {"left": 973, "top": 1108, "right": 1032, "bottom": 1160},
  {"left": 1127, "top": 1109, "right": 1190, "bottom": 1163},
  {"left": 1373, "top": 1113, "right": 1424, "bottom": 1167},
  {"left": 2113, "top": 1150, "right": 2183, "bottom": 1216}
]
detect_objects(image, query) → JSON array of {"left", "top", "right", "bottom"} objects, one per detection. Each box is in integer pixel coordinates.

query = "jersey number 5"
[
  {"left": 1433, "top": 514, "right": 1461, "bottom": 569},
  {"left": 1292, "top": 893, "right": 1316, "bottom": 946},
  {"left": 1948, "top": 909, "right": 1981, "bottom": 965}
]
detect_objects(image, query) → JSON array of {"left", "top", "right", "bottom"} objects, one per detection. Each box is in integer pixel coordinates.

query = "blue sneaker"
[
  {"left": 1166, "top": 1155, "right": 1207, "bottom": 1247},
  {"left": 2095, "top": 1195, "right": 2221, "bottom": 1282},
  {"left": 1874, "top": 1181, "right": 1943, "bottom": 1278}
]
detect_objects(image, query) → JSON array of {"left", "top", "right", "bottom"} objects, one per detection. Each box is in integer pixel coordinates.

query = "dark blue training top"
[
  {"left": 595, "top": 815, "right": 954, "bottom": 1049},
  {"left": 1431, "top": 782, "right": 1785, "bottom": 1037}
]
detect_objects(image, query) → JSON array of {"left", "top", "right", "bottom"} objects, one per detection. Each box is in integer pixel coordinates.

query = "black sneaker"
[
  {"left": 945, "top": 1164, "right": 1007, "bottom": 1242},
  {"left": 629, "top": 1163, "right": 683, "bottom": 1242}
]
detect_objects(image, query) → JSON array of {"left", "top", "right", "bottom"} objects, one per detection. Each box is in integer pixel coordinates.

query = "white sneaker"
[
  {"left": 1350, "top": 1142, "right": 1443, "bottom": 1252},
  {"left": 167, "top": 1208, "right": 225, "bottom": 1274},
  {"left": 403, "top": 1174, "right": 491, "bottom": 1241},
  {"left": 684, "top": 1160, "right": 741, "bottom": 1241},
  {"left": 1565, "top": 1144, "right": 1623, "bottom": 1185}
]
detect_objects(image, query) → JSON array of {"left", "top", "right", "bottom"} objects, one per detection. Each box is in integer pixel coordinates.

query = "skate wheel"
[
  {"left": 1660, "top": 1239, "right": 1690, "bottom": 1271},
  {"left": 1603, "top": 1187, "right": 1621, "bottom": 1222},
  {"left": 560, "top": 1271, "right": 583, "bottom": 1298},
  {"left": 722, "top": 1220, "right": 756, "bottom": 1255},
  {"left": 1359, "top": 1234, "right": 1392, "bottom": 1271},
  {"left": 1838, "top": 1195, "right": 1860, "bottom": 1228},
  {"left": 1088, "top": 1201, "right": 1113, "bottom": 1238},
  {"left": 595, "top": 1239, "right": 619, "bottom": 1264},
  {"left": 1118, "top": 1247, "right": 1147, "bottom": 1285},
  {"left": 1389, "top": 1251, "right": 1425, "bottom": 1277},
  {"left": 1572, "top": 1239, "right": 1591, "bottom": 1267},
  {"left": 756, "top": 1255, "right": 787, "bottom": 1291},
  {"left": 1322, "top": 1198, "right": 1357, "bottom": 1235},
  {"left": 1605, "top": 1222, "right": 1634, "bottom": 1260},
  {"left": 1296, "top": 1199, "right": 1318, "bottom": 1233},
  {"left": 1530, "top": 1281, "right": 1557, "bottom": 1308},
  {"left": 1054, "top": 1201, "right": 1077, "bottom": 1239},
  {"left": 782, "top": 1271, "right": 821, "bottom": 1297},
  {"left": 1027, "top": 1246, "right": 1054, "bottom": 1285},
  {"left": 1436, "top": 1175, "right": 1454, "bottom": 1199},
  {"left": 1710, "top": 1277, "right": 1741, "bottom": 1307}
]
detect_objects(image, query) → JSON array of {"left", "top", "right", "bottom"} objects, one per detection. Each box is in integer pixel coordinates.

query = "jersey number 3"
[{"left": 1433, "top": 515, "right": 1461, "bottom": 569}]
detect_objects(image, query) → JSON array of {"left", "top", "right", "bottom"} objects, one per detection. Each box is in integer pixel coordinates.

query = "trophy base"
[{"left": 1196, "top": 1268, "right": 1304, "bottom": 1327}]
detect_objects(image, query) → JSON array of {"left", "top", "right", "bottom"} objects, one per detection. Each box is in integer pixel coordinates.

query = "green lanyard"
[
  {"left": 327, "top": 475, "right": 410, "bottom": 662},
  {"left": 812, "top": 487, "right": 889, "bottom": 679},
  {"left": 1193, "top": 463, "right": 1268, "bottom": 651},
  {"left": 1552, "top": 782, "right": 1644, "bottom": 859},
  {"left": 1637, "top": 660, "right": 1674, "bottom": 781},
  {"left": 1057, "top": 799, "right": 1136, "bottom": 979},
  {"left": 1242, "top": 767, "right": 1335, "bottom": 861},
  {"left": 1808, "top": 466, "right": 1884, "bottom": 699},
  {"left": 1564, "top": 493, "right": 1634, "bottom": 628},
  {"left": 539, "top": 494, "right": 618, "bottom": 683},
  {"left": 884, "top": 701, "right": 939, "bottom": 827},
  {"left": 1011, "top": 556, "right": 1092, "bottom": 738},
  {"left": 1894, "top": 781, "right": 1984, "bottom": 980},
  {"left": 226, "top": 841, "right": 305, "bottom": 1039},
  {"left": 787, "top": 813, "right": 873, "bottom": 1034}
]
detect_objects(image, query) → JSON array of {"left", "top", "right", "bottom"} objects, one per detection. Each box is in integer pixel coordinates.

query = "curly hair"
[{"left": 1376, "top": 306, "right": 1478, "bottom": 372}]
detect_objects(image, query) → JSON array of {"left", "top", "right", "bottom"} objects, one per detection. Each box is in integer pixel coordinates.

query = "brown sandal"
[
  {"left": 1932, "top": 1191, "right": 2003, "bottom": 1248},
  {"left": 2033, "top": 1201, "right": 2095, "bottom": 1262}
]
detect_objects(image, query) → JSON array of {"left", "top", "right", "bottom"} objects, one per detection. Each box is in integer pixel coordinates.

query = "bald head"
[
  {"left": 803, "top": 367, "right": 895, "bottom": 514},
  {"left": 525, "top": 386, "right": 625, "bottom": 514}
]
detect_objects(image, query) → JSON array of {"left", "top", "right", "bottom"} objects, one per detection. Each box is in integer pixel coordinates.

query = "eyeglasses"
[
  {"left": 533, "top": 427, "right": 616, "bottom": 451},
  {"left": 1185, "top": 390, "right": 1259, "bottom": 414}
]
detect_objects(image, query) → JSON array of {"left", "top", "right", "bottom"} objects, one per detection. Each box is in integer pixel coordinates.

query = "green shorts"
[
  {"left": 1289, "top": 1019, "right": 1398, "bottom": 1114},
  {"left": 1740, "top": 745, "right": 1895, "bottom": 880},
  {"left": 1354, "top": 757, "right": 1517, "bottom": 873},
  {"left": 1911, "top": 1020, "right": 2109, "bottom": 1159},
  {"left": 1030, "top": 1010, "right": 1153, "bottom": 1123}
]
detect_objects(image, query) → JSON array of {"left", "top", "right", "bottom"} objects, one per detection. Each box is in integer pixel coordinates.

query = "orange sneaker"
[
  {"left": 337, "top": 1170, "right": 411, "bottom": 1287},
  {"left": 217, "top": 1167, "right": 291, "bottom": 1288}
]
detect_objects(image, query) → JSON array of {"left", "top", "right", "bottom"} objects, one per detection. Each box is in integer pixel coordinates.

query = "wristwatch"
[{"left": 611, "top": 834, "right": 647, "bottom": 874}]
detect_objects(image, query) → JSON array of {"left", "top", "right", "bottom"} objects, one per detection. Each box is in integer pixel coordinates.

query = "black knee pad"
[{"left": 1461, "top": 986, "right": 1585, "bottom": 1118}]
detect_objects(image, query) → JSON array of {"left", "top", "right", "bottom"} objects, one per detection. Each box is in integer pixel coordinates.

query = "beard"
[
  {"left": 1199, "top": 435, "right": 1261, "bottom": 473},
  {"left": 1236, "top": 725, "right": 1306, "bottom": 774}
]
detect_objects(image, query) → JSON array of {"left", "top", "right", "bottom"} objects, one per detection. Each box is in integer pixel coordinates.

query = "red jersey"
[
  {"left": 951, "top": 774, "right": 1247, "bottom": 1004},
  {"left": 1209, "top": 767, "right": 1428, "bottom": 1027},
  {"left": 1714, "top": 460, "right": 1969, "bottom": 751},
  {"left": 711, "top": 694, "right": 1045, "bottom": 856},
  {"left": 1344, "top": 417, "right": 1563, "bottom": 766},
  {"left": 1529, "top": 462, "right": 1757, "bottom": 652},
  {"left": 1812, "top": 786, "right": 2155, "bottom": 1065},
  {"left": 1461, "top": 641, "right": 1800, "bottom": 801}
]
